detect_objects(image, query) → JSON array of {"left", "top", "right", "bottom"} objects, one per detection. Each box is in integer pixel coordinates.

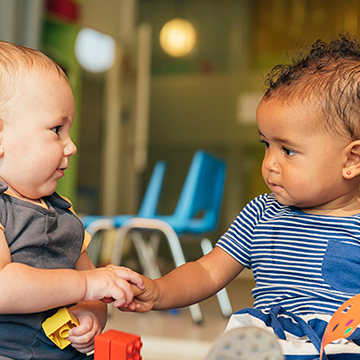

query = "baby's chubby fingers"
[
  {"left": 67, "top": 314, "right": 97, "bottom": 353},
  {"left": 83, "top": 265, "right": 144, "bottom": 307},
  {"left": 106, "top": 264, "right": 144, "bottom": 290},
  {"left": 104, "top": 265, "right": 144, "bottom": 308},
  {"left": 119, "top": 277, "right": 157, "bottom": 312},
  {"left": 68, "top": 329, "right": 95, "bottom": 353},
  {"left": 132, "top": 280, "right": 146, "bottom": 297},
  {"left": 67, "top": 320, "right": 91, "bottom": 340}
]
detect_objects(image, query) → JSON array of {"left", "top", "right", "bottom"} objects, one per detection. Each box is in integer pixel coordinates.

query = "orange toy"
[
  {"left": 320, "top": 293, "right": 360, "bottom": 360},
  {"left": 94, "top": 329, "right": 142, "bottom": 360}
]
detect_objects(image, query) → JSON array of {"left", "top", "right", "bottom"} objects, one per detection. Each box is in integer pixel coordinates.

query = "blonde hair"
[{"left": 0, "top": 41, "right": 68, "bottom": 118}]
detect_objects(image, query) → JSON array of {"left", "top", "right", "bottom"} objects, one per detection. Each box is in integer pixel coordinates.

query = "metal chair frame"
[{"left": 111, "top": 150, "right": 232, "bottom": 324}]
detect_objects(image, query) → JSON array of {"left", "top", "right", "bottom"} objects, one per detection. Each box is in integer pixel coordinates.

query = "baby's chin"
[{"left": 271, "top": 192, "right": 298, "bottom": 208}]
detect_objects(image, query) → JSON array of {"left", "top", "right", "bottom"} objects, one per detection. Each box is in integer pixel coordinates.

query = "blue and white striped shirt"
[{"left": 216, "top": 193, "right": 360, "bottom": 316}]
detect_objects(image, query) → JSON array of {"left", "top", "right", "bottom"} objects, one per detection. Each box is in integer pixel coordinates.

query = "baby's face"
[
  {"left": 257, "top": 96, "right": 352, "bottom": 213},
  {"left": 0, "top": 68, "right": 77, "bottom": 201}
]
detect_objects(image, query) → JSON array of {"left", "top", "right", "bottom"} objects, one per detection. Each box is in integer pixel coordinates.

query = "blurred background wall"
[{"left": 1, "top": 0, "right": 359, "bottom": 244}]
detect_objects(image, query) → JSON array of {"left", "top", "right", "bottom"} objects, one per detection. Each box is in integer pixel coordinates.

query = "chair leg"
[
  {"left": 112, "top": 223, "right": 162, "bottom": 278},
  {"left": 86, "top": 233, "right": 103, "bottom": 266},
  {"left": 111, "top": 224, "right": 131, "bottom": 266},
  {"left": 112, "top": 218, "right": 204, "bottom": 324},
  {"left": 131, "top": 230, "right": 162, "bottom": 279},
  {"left": 188, "top": 303, "right": 203, "bottom": 324},
  {"left": 85, "top": 219, "right": 115, "bottom": 265},
  {"left": 148, "top": 232, "right": 162, "bottom": 275},
  {"left": 201, "top": 238, "right": 233, "bottom": 318},
  {"left": 140, "top": 219, "right": 203, "bottom": 324}
]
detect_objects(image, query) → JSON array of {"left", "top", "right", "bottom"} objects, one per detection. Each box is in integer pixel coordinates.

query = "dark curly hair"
[{"left": 264, "top": 33, "right": 360, "bottom": 140}]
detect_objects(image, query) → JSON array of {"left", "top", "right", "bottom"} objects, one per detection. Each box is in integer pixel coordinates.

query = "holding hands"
[
  {"left": 82, "top": 264, "right": 145, "bottom": 309},
  {"left": 127, "top": 275, "right": 159, "bottom": 312}
]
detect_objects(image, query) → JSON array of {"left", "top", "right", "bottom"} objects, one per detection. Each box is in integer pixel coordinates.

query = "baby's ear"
[{"left": 343, "top": 140, "right": 360, "bottom": 179}]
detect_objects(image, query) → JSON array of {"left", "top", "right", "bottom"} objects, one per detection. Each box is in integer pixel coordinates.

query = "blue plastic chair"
[
  {"left": 81, "top": 160, "right": 167, "bottom": 265},
  {"left": 111, "top": 150, "right": 232, "bottom": 323}
]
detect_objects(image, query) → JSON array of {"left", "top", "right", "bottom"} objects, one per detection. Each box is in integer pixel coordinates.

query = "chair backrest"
[
  {"left": 137, "top": 160, "right": 167, "bottom": 217},
  {"left": 172, "top": 150, "right": 227, "bottom": 234}
]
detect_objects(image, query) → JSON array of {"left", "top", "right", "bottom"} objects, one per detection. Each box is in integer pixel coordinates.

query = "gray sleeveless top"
[{"left": 0, "top": 181, "right": 88, "bottom": 360}]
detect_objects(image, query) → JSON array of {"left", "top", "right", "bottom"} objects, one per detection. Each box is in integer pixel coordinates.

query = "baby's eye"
[
  {"left": 259, "top": 139, "right": 270, "bottom": 149},
  {"left": 283, "top": 147, "right": 296, "bottom": 156},
  {"left": 51, "top": 126, "right": 61, "bottom": 135}
]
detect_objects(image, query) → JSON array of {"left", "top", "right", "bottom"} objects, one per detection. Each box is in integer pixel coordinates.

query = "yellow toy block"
[{"left": 42, "top": 307, "right": 79, "bottom": 349}]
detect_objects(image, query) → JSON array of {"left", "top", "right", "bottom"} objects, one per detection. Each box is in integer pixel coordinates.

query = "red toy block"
[
  {"left": 111, "top": 332, "right": 142, "bottom": 360},
  {"left": 95, "top": 330, "right": 142, "bottom": 360}
]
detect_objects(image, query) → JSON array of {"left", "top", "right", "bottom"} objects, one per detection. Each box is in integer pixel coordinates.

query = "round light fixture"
[
  {"left": 159, "top": 18, "right": 196, "bottom": 57},
  {"left": 75, "top": 27, "right": 116, "bottom": 73}
]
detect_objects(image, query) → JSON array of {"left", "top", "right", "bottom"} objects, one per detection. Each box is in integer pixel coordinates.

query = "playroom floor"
[{"left": 104, "top": 272, "right": 255, "bottom": 360}]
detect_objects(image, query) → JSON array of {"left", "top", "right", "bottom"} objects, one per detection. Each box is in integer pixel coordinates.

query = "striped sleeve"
[{"left": 216, "top": 194, "right": 269, "bottom": 268}]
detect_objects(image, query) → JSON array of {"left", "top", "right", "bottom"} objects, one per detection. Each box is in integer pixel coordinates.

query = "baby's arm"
[
  {"left": 130, "top": 247, "right": 244, "bottom": 312},
  {"left": 66, "top": 251, "right": 107, "bottom": 353},
  {"left": 0, "top": 230, "right": 144, "bottom": 314}
]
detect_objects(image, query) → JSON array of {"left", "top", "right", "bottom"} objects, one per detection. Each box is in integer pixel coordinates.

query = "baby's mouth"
[{"left": 268, "top": 182, "right": 284, "bottom": 192}]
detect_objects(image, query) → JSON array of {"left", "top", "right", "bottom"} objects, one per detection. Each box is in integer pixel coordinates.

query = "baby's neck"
[
  {"left": 300, "top": 197, "right": 360, "bottom": 217},
  {"left": 2, "top": 185, "right": 42, "bottom": 206}
]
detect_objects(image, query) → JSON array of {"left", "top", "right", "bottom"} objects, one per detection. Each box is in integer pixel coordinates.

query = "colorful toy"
[
  {"left": 94, "top": 329, "right": 142, "bottom": 360},
  {"left": 320, "top": 293, "right": 360, "bottom": 360},
  {"left": 42, "top": 307, "right": 79, "bottom": 349}
]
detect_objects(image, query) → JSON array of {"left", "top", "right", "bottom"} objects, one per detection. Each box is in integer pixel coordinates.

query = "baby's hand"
[
  {"left": 66, "top": 307, "right": 100, "bottom": 354},
  {"left": 121, "top": 275, "right": 158, "bottom": 312},
  {"left": 83, "top": 265, "right": 144, "bottom": 308}
]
